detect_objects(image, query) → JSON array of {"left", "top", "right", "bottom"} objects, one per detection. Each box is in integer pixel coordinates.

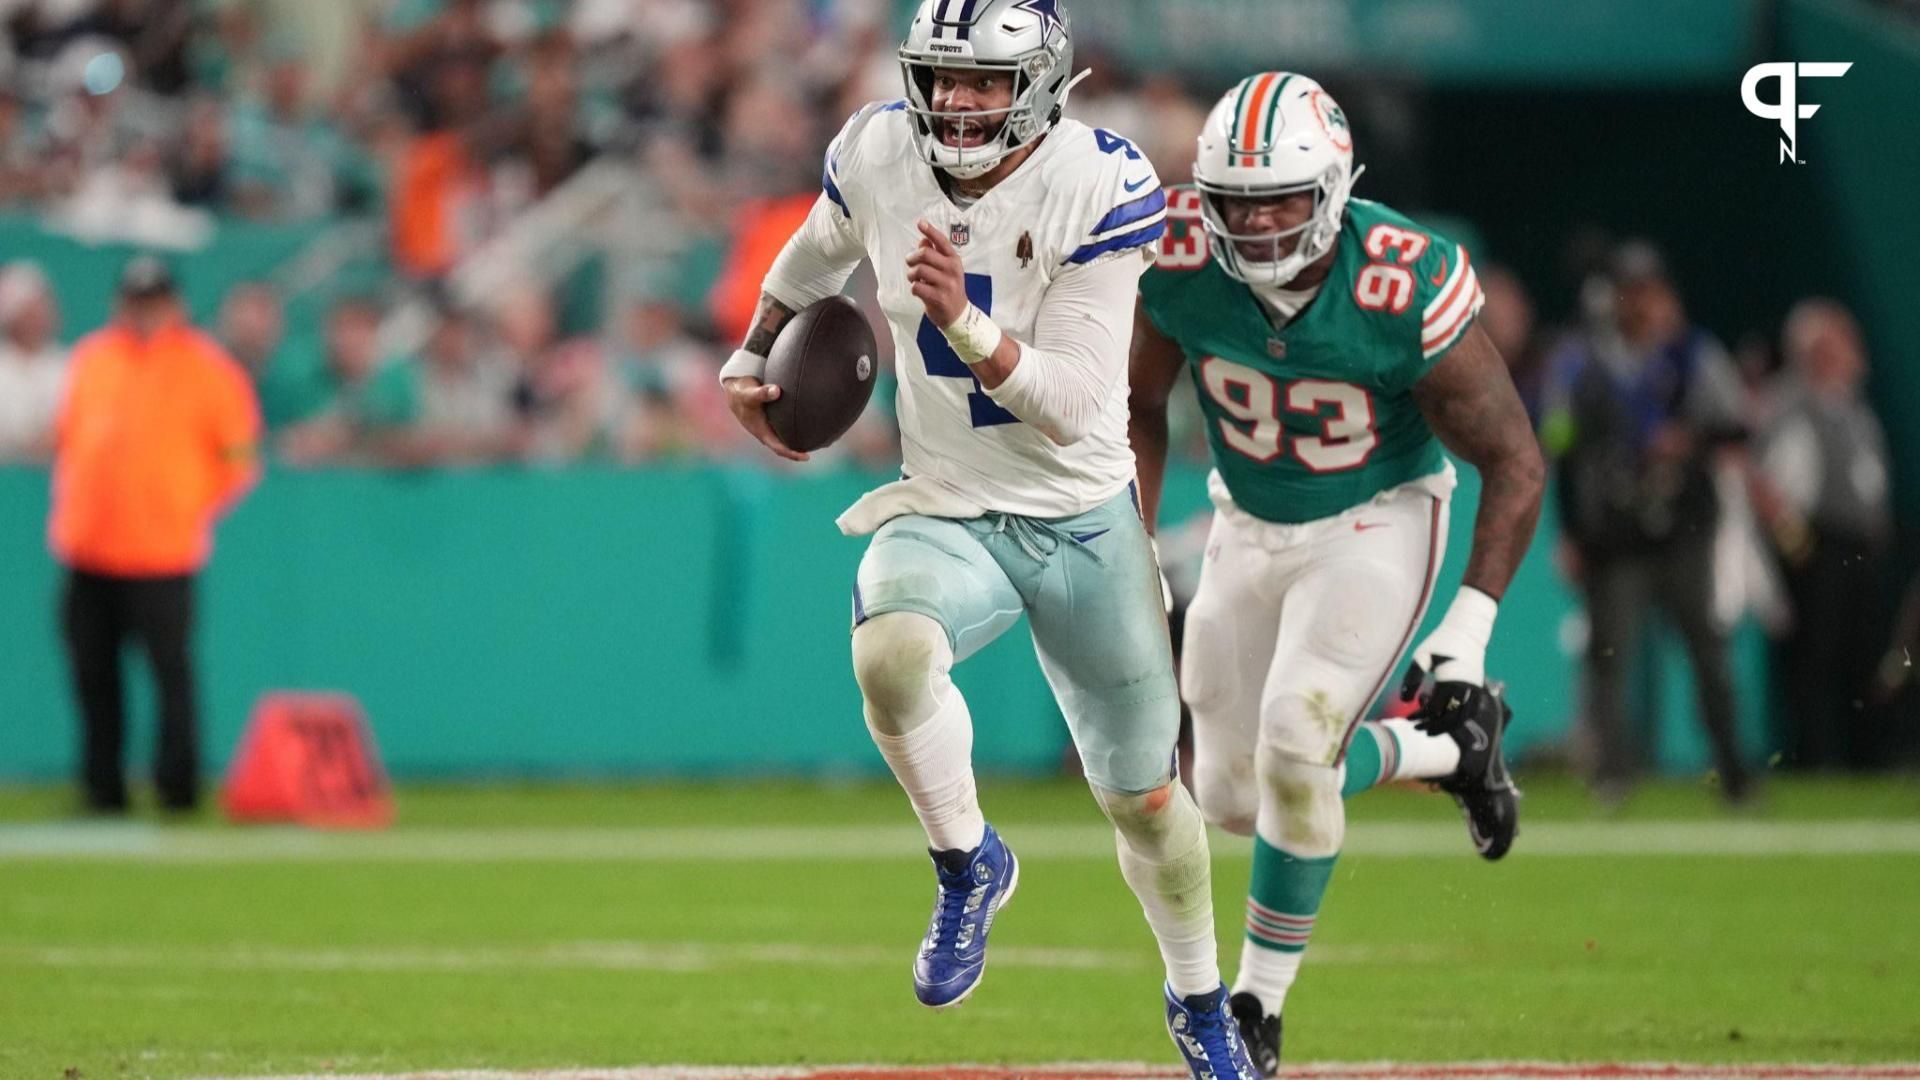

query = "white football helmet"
[
  {"left": 898, "top": 0, "right": 1083, "bottom": 180},
  {"left": 1193, "top": 72, "right": 1362, "bottom": 287}
]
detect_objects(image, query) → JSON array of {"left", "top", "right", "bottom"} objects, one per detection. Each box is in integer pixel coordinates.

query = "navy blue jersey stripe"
[
  {"left": 1089, "top": 187, "right": 1166, "bottom": 237},
  {"left": 823, "top": 167, "right": 850, "bottom": 218},
  {"left": 1065, "top": 220, "right": 1165, "bottom": 264}
]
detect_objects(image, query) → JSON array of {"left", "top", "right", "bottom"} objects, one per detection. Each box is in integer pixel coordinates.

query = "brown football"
[{"left": 763, "top": 295, "right": 881, "bottom": 454}]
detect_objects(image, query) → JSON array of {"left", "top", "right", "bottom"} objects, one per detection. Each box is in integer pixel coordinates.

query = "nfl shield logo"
[
  {"left": 950, "top": 222, "right": 971, "bottom": 247},
  {"left": 1267, "top": 338, "right": 1287, "bottom": 359}
]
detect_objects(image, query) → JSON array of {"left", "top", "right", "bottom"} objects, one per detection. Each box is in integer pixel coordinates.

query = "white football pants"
[{"left": 1181, "top": 467, "right": 1454, "bottom": 840}]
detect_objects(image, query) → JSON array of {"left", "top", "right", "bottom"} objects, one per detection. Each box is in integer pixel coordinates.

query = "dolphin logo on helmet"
[
  {"left": 898, "top": 0, "right": 1088, "bottom": 180},
  {"left": 1193, "top": 72, "right": 1364, "bottom": 287}
]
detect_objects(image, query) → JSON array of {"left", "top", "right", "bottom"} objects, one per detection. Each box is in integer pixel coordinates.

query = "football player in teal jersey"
[{"left": 1128, "top": 72, "right": 1546, "bottom": 1075}]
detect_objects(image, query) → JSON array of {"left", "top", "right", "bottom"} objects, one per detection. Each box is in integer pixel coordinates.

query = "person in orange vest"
[{"left": 50, "top": 256, "right": 262, "bottom": 813}]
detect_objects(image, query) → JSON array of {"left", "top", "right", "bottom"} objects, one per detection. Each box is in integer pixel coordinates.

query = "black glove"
[{"left": 1399, "top": 663, "right": 1501, "bottom": 741}]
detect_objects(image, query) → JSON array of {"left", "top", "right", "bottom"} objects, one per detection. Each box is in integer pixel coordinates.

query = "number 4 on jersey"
[
  {"left": 1200, "top": 357, "right": 1378, "bottom": 472},
  {"left": 1094, "top": 128, "right": 1143, "bottom": 159},
  {"left": 917, "top": 273, "right": 1019, "bottom": 428}
]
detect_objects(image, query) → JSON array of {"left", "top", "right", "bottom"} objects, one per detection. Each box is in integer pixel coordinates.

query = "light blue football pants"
[{"left": 852, "top": 485, "right": 1180, "bottom": 795}]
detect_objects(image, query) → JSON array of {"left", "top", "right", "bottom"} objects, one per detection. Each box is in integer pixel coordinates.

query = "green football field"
[{"left": 2, "top": 774, "right": 1918, "bottom": 1080}]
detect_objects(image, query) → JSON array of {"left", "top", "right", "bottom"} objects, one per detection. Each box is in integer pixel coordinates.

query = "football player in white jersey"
[{"left": 718, "top": 2, "right": 1258, "bottom": 1075}]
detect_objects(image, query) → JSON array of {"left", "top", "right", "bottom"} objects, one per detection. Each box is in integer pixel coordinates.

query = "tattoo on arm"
[
  {"left": 742, "top": 294, "right": 798, "bottom": 357},
  {"left": 1412, "top": 322, "right": 1546, "bottom": 600}
]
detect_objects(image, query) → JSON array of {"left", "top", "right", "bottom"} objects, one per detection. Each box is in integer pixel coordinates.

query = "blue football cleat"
[
  {"left": 1165, "top": 983, "right": 1261, "bottom": 1079},
  {"left": 912, "top": 823, "right": 1019, "bottom": 1009}
]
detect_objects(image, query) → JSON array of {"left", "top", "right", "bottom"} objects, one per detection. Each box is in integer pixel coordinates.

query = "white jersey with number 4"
[{"left": 773, "top": 101, "right": 1166, "bottom": 519}]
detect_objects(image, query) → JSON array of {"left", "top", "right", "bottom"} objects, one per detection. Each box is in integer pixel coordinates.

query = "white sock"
[
  {"left": 1233, "top": 941, "right": 1304, "bottom": 1015},
  {"left": 1100, "top": 783, "right": 1222, "bottom": 998},
  {"left": 866, "top": 688, "right": 986, "bottom": 853},
  {"left": 1378, "top": 718, "right": 1462, "bottom": 780}
]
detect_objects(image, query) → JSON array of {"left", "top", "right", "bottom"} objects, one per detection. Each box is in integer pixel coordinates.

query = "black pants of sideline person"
[
  {"left": 1775, "top": 533, "right": 1890, "bottom": 770},
  {"left": 60, "top": 569, "right": 200, "bottom": 812},
  {"left": 1580, "top": 537, "right": 1751, "bottom": 803}
]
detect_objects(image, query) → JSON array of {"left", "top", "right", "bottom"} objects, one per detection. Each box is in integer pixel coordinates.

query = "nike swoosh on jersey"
[
  {"left": 1122, "top": 176, "right": 1152, "bottom": 193},
  {"left": 1429, "top": 254, "right": 1449, "bottom": 286}
]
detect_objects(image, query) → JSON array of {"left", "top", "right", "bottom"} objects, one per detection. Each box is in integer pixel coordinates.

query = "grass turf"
[{"left": 0, "top": 775, "right": 1916, "bottom": 1079}]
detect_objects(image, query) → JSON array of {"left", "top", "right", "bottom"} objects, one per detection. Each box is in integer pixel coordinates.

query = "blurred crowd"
[
  {"left": 3, "top": 1, "right": 1914, "bottom": 778},
  {"left": 0, "top": 0, "right": 1215, "bottom": 470}
]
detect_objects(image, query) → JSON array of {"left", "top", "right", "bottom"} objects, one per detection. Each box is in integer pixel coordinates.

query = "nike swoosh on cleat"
[
  {"left": 1353, "top": 520, "right": 1390, "bottom": 532},
  {"left": 1429, "top": 253, "right": 1449, "bottom": 286},
  {"left": 1122, "top": 176, "right": 1152, "bottom": 193},
  {"left": 1070, "top": 529, "right": 1110, "bottom": 544}
]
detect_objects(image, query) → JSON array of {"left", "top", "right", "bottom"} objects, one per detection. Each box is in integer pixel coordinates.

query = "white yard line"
[
  {"left": 4, "top": 820, "right": 1920, "bottom": 863},
  {"left": 194, "top": 1063, "right": 1920, "bottom": 1080},
  {"left": 0, "top": 940, "right": 1429, "bottom": 976}
]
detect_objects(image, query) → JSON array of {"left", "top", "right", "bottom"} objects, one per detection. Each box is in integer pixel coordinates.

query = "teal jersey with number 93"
[{"left": 1140, "top": 194, "right": 1485, "bottom": 524}]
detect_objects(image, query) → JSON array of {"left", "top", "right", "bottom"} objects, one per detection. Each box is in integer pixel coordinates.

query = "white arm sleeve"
[
  {"left": 760, "top": 193, "right": 866, "bottom": 312},
  {"left": 980, "top": 250, "right": 1148, "bottom": 446}
]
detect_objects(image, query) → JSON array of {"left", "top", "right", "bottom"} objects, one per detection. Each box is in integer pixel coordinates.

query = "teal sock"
[
  {"left": 1243, "top": 836, "right": 1336, "bottom": 951},
  {"left": 1235, "top": 835, "right": 1338, "bottom": 1012},
  {"left": 1339, "top": 721, "right": 1400, "bottom": 798}
]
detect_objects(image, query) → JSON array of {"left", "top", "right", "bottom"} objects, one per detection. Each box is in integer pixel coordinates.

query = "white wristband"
[
  {"left": 718, "top": 348, "right": 768, "bottom": 384},
  {"left": 941, "top": 304, "right": 1004, "bottom": 366},
  {"left": 1410, "top": 584, "right": 1500, "bottom": 687},
  {"left": 1439, "top": 586, "right": 1499, "bottom": 651}
]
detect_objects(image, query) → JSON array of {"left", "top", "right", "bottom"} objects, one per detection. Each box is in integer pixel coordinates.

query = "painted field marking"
[
  {"left": 6, "top": 820, "right": 1920, "bottom": 863},
  {"left": 195, "top": 1062, "right": 1920, "bottom": 1080},
  {"left": 0, "top": 940, "right": 1430, "bottom": 976}
]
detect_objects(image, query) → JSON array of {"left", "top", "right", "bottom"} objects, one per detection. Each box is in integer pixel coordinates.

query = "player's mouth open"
[{"left": 940, "top": 119, "right": 992, "bottom": 148}]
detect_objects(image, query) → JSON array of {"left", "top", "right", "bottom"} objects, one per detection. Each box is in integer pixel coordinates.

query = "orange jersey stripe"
[
  {"left": 1423, "top": 283, "right": 1485, "bottom": 353},
  {"left": 1422, "top": 248, "right": 1475, "bottom": 330}
]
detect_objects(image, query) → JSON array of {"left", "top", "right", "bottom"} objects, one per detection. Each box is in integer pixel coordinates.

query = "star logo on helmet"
[{"left": 1011, "top": 0, "right": 1064, "bottom": 36}]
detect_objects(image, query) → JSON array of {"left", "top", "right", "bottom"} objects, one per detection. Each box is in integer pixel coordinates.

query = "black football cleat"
[
  {"left": 1228, "top": 991, "right": 1282, "bottom": 1078},
  {"left": 1435, "top": 682, "right": 1520, "bottom": 860}
]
